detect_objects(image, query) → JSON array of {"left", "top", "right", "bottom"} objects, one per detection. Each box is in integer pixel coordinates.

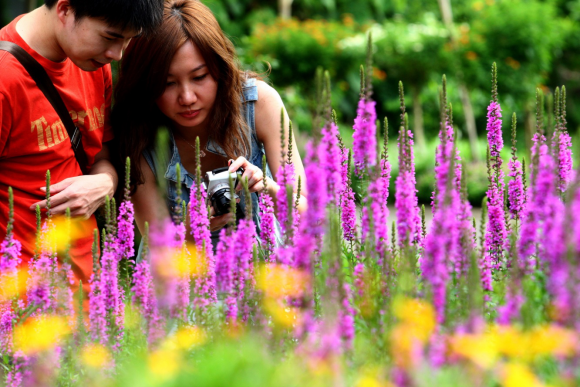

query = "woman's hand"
[
  {"left": 209, "top": 206, "right": 235, "bottom": 232},
  {"left": 228, "top": 157, "right": 264, "bottom": 193}
]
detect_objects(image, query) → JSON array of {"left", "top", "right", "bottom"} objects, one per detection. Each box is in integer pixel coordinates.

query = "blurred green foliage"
[{"left": 213, "top": 0, "right": 580, "bottom": 143}]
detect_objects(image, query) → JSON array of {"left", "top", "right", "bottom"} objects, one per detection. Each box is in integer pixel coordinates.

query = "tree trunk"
[
  {"left": 438, "top": 0, "right": 453, "bottom": 27},
  {"left": 458, "top": 83, "right": 480, "bottom": 161},
  {"left": 411, "top": 85, "right": 426, "bottom": 152},
  {"left": 278, "top": 0, "right": 293, "bottom": 19}
]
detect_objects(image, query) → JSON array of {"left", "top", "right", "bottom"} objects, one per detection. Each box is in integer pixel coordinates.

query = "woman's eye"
[
  {"left": 102, "top": 36, "right": 115, "bottom": 41},
  {"left": 194, "top": 74, "right": 208, "bottom": 81},
  {"left": 166, "top": 81, "right": 176, "bottom": 86}
]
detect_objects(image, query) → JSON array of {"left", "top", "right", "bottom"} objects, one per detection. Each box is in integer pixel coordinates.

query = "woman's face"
[{"left": 156, "top": 40, "right": 218, "bottom": 133}]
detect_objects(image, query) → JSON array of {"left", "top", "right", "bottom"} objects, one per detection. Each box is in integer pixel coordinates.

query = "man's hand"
[{"left": 30, "top": 173, "right": 115, "bottom": 218}]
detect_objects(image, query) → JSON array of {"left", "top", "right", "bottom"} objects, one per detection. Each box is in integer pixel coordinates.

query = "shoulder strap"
[{"left": 0, "top": 41, "right": 88, "bottom": 174}]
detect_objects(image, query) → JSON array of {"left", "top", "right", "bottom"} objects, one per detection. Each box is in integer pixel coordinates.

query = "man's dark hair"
[{"left": 44, "top": 0, "right": 163, "bottom": 35}]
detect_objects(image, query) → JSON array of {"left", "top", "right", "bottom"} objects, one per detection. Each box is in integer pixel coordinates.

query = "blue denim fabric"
[{"left": 140, "top": 78, "right": 280, "bottom": 252}]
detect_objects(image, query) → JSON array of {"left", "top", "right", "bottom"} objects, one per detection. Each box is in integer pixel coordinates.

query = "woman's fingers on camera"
[
  {"left": 248, "top": 169, "right": 263, "bottom": 189},
  {"left": 209, "top": 212, "right": 234, "bottom": 231},
  {"left": 228, "top": 156, "right": 247, "bottom": 173}
]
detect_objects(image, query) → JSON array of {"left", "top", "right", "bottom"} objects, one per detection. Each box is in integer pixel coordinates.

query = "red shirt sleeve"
[
  {"left": 0, "top": 91, "right": 11, "bottom": 157},
  {"left": 102, "top": 64, "right": 114, "bottom": 143}
]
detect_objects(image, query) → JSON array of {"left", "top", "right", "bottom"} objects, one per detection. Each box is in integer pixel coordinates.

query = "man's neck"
[{"left": 15, "top": 6, "right": 67, "bottom": 62}]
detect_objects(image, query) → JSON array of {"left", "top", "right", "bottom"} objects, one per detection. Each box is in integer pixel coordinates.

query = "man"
[{"left": 0, "top": 0, "right": 162, "bottom": 290}]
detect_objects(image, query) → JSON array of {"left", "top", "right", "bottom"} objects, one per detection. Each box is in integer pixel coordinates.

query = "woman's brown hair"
[{"left": 111, "top": 0, "right": 251, "bottom": 192}]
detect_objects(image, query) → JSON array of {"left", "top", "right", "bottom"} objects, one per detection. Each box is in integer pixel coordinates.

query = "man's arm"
[{"left": 30, "top": 143, "right": 118, "bottom": 218}]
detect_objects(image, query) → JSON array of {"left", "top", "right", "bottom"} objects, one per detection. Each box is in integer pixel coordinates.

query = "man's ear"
[{"left": 55, "top": 0, "right": 74, "bottom": 26}]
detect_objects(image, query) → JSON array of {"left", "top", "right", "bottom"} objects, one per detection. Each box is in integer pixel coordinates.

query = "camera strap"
[{"left": 0, "top": 41, "right": 88, "bottom": 174}]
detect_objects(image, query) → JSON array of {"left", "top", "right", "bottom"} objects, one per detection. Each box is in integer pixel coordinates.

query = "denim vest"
[{"left": 141, "top": 78, "right": 278, "bottom": 251}]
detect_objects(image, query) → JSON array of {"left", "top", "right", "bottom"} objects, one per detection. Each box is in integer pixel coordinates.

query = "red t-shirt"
[{"left": 0, "top": 16, "right": 113, "bottom": 272}]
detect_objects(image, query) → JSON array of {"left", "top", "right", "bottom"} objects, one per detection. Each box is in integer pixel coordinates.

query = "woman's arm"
[
  {"left": 132, "top": 155, "right": 170, "bottom": 235},
  {"left": 254, "top": 80, "right": 307, "bottom": 213}
]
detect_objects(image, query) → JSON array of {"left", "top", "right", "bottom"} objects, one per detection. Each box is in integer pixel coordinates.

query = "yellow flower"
[
  {"left": 156, "top": 243, "right": 208, "bottom": 279},
  {"left": 257, "top": 264, "right": 308, "bottom": 299},
  {"left": 493, "top": 325, "right": 529, "bottom": 359},
  {"left": 392, "top": 297, "right": 436, "bottom": 342},
  {"left": 162, "top": 326, "right": 207, "bottom": 351},
  {"left": 450, "top": 332, "right": 499, "bottom": 369},
  {"left": 0, "top": 269, "right": 29, "bottom": 301},
  {"left": 355, "top": 376, "right": 392, "bottom": 387},
  {"left": 528, "top": 325, "right": 577, "bottom": 358},
  {"left": 13, "top": 315, "right": 71, "bottom": 355},
  {"left": 42, "top": 216, "right": 89, "bottom": 252},
  {"left": 80, "top": 343, "right": 111, "bottom": 368},
  {"left": 502, "top": 362, "right": 545, "bottom": 387},
  {"left": 148, "top": 349, "right": 182, "bottom": 381},
  {"left": 263, "top": 298, "right": 301, "bottom": 328}
]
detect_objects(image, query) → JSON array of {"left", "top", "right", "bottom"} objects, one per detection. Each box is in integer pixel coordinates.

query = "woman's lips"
[{"left": 179, "top": 110, "right": 201, "bottom": 119}]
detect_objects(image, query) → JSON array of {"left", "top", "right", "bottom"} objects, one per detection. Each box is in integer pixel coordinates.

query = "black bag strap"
[{"left": 0, "top": 41, "right": 88, "bottom": 174}]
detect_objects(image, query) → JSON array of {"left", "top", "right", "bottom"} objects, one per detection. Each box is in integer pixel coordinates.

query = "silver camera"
[{"left": 204, "top": 167, "right": 245, "bottom": 217}]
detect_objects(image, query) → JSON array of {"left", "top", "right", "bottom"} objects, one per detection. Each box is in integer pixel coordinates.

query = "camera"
[{"left": 204, "top": 167, "right": 245, "bottom": 218}]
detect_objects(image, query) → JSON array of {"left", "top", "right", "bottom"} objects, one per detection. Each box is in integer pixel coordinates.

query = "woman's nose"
[{"left": 178, "top": 86, "right": 197, "bottom": 106}]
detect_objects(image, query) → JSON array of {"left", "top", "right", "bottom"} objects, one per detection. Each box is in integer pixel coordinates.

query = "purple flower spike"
[
  {"left": 88, "top": 271, "right": 108, "bottom": 345},
  {"left": 483, "top": 90, "right": 506, "bottom": 274},
  {"left": 352, "top": 98, "right": 377, "bottom": 176},
  {"left": 362, "top": 160, "right": 390, "bottom": 261},
  {"left": 321, "top": 121, "right": 343, "bottom": 202},
  {"left": 487, "top": 101, "right": 503, "bottom": 159},
  {"left": 541, "top": 179, "right": 570, "bottom": 322},
  {"left": 189, "top": 182, "right": 217, "bottom": 307},
  {"left": 395, "top": 169, "right": 420, "bottom": 247},
  {"left": 339, "top": 283, "right": 356, "bottom": 351},
  {"left": 294, "top": 141, "right": 329, "bottom": 270},
  {"left": 341, "top": 186, "right": 357, "bottom": 243},
  {"left": 508, "top": 158, "right": 526, "bottom": 220},
  {"left": 132, "top": 259, "right": 163, "bottom": 344},
  {"left": 116, "top": 200, "right": 135, "bottom": 260},
  {"left": 497, "top": 289, "right": 524, "bottom": 325},
  {"left": 557, "top": 131, "right": 573, "bottom": 192},
  {"left": 339, "top": 148, "right": 357, "bottom": 242},
  {"left": 259, "top": 192, "right": 277, "bottom": 262},
  {"left": 234, "top": 219, "right": 256, "bottom": 322},
  {"left": 0, "top": 235, "right": 21, "bottom": 274},
  {"left": 215, "top": 229, "right": 238, "bottom": 322},
  {"left": 0, "top": 305, "right": 16, "bottom": 354},
  {"left": 395, "top": 107, "right": 421, "bottom": 247},
  {"left": 276, "top": 160, "right": 296, "bottom": 239},
  {"left": 27, "top": 223, "right": 58, "bottom": 314}
]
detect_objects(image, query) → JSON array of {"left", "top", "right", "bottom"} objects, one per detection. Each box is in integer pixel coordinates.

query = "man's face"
[{"left": 58, "top": 7, "right": 139, "bottom": 71}]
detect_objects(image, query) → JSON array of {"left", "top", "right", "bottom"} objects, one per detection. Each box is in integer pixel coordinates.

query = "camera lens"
[{"left": 211, "top": 188, "right": 232, "bottom": 216}]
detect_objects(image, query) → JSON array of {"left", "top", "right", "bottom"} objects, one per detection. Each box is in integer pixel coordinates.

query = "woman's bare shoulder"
[
  {"left": 254, "top": 80, "right": 286, "bottom": 141},
  {"left": 255, "top": 80, "right": 283, "bottom": 106}
]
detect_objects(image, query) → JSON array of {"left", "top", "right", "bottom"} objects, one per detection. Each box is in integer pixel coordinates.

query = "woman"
[{"left": 111, "top": 0, "right": 306, "bottom": 247}]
